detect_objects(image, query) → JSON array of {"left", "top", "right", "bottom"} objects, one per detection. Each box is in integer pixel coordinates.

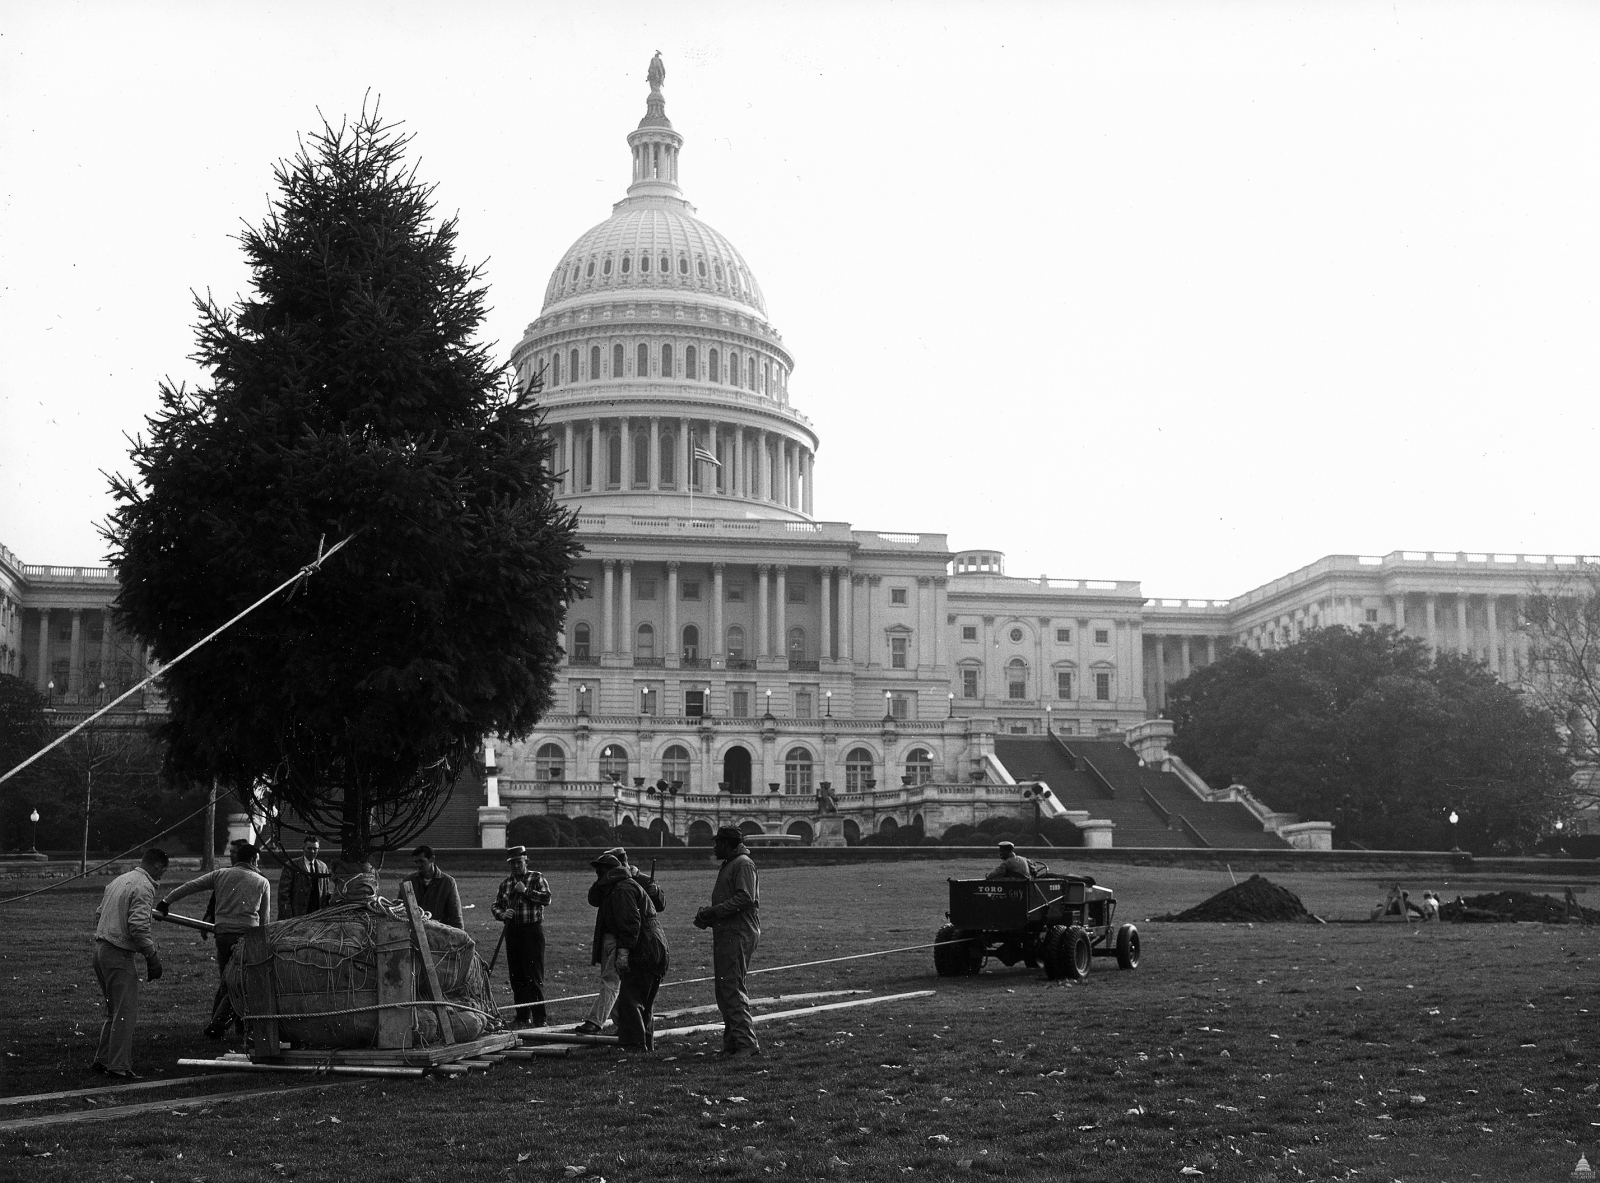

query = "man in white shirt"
[
  {"left": 92, "top": 848, "right": 168, "bottom": 1078},
  {"left": 159, "top": 839, "right": 270, "bottom": 1041}
]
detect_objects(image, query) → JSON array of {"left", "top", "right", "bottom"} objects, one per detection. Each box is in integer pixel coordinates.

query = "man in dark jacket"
[
  {"left": 694, "top": 826, "right": 761, "bottom": 1055},
  {"left": 277, "top": 836, "right": 330, "bottom": 919},
  {"left": 404, "top": 845, "right": 463, "bottom": 929},
  {"left": 576, "top": 847, "right": 665, "bottom": 1036},
  {"left": 591, "top": 852, "right": 669, "bottom": 1050},
  {"left": 492, "top": 846, "right": 551, "bottom": 1026}
]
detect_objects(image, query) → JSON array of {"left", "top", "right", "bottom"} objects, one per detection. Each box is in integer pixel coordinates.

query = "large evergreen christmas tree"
[{"left": 106, "top": 108, "right": 579, "bottom": 859}]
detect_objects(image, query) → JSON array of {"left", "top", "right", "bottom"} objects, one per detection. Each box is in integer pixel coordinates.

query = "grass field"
[{"left": 3, "top": 857, "right": 1597, "bottom": 1182}]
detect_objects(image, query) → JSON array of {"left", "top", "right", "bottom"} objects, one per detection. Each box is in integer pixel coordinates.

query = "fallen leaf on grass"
[
  {"left": 564, "top": 1167, "right": 588, "bottom": 1178},
  {"left": 517, "top": 1153, "right": 531, "bottom": 1163},
  {"left": 1180, "top": 1169, "right": 1204, "bottom": 1177},
  {"left": 928, "top": 1135, "right": 950, "bottom": 1144}
]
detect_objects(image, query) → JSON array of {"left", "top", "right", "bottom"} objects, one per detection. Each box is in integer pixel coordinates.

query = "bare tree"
[{"left": 1522, "top": 563, "right": 1600, "bottom": 819}]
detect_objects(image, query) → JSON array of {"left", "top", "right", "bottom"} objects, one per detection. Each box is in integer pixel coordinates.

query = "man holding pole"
[
  {"left": 159, "top": 839, "right": 270, "bottom": 1041},
  {"left": 492, "top": 846, "right": 551, "bottom": 1027},
  {"left": 576, "top": 847, "right": 665, "bottom": 1036},
  {"left": 91, "top": 848, "right": 168, "bottom": 1078},
  {"left": 694, "top": 826, "right": 762, "bottom": 1056}
]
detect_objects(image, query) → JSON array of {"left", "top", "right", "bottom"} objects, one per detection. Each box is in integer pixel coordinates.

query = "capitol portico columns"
[
  {"left": 665, "top": 562, "right": 680, "bottom": 666},
  {"left": 1455, "top": 593, "right": 1468, "bottom": 656},
  {"left": 712, "top": 563, "right": 725, "bottom": 660},
  {"left": 563, "top": 423, "right": 575, "bottom": 493},
  {"left": 601, "top": 560, "right": 616, "bottom": 654},
  {"left": 1486, "top": 596, "right": 1500, "bottom": 675},
  {"left": 619, "top": 416, "right": 632, "bottom": 487},
  {"left": 707, "top": 422, "right": 719, "bottom": 492},
  {"left": 775, "top": 566, "right": 788, "bottom": 658},
  {"left": 649, "top": 417, "right": 660, "bottom": 491},
  {"left": 820, "top": 567, "right": 833, "bottom": 660},
  {"left": 733, "top": 430, "right": 744, "bottom": 498},
  {"left": 838, "top": 570, "right": 853, "bottom": 661},
  {"left": 69, "top": 609, "right": 83, "bottom": 695},
  {"left": 619, "top": 561, "right": 633, "bottom": 655},
  {"left": 36, "top": 607, "right": 50, "bottom": 692},
  {"left": 1425, "top": 595, "right": 1438, "bottom": 656},
  {"left": 679, "top": 419, "right": 691, "bottom": 494},
  {"left": 756, "top": 565, "right": 770, "bottom": 658},
  {"left": 1153, "top": 634, "right": 1166, "bottom": 711}
]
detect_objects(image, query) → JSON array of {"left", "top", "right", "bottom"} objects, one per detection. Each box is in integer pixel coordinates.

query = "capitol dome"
[{"left": 510, "top": 55, "right": 817, "bottom": 523}]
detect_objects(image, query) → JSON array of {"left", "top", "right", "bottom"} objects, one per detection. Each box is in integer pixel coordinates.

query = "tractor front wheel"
[
  {"left": 1042, "top": 924, "right": 1092, "bottom": 981},
  {"left": 934, "top": 924, "right": 983, "bottom": 976},
  {"left": 1115, "top": 923, "right": 1141, "bottom": 970}
]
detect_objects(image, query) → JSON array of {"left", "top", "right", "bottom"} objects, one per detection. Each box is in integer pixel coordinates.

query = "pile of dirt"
[
  {"left": 1439, "top": 890, "right": 1600, "bottom": 924},
  {"left": 1154, "top": 874, "right": 1318, "bottom": 923}
]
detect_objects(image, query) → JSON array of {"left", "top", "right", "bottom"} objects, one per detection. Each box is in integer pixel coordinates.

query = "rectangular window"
[
  {"left": 1055, "top": 628, "right": 1071, "bottom": 643},
  {"left": 961, "top": 668, "right": 979, "bottom": 698},
  {"left": 888, "top": 693, "right": 910, "bottom": 720},
  {"left": 787, "top": 582, "right": 807, "bottom": 604},
  {"left": 731, "top": 689, "right": 750, "bottom": 718},
  {"left": 635, "top": 579, "right": 656, "bottom": 600},
  {"left": 795, "top": 689, "right": 813, "bottom": 719},
  {"left": 1365, "top": 608, "right": 1379, "bottom": 622},
  {"left": 890, "top": 636, "right": 909, "bottom": 669},
  {"left": 1057, "top": 671, "right": 1073, "bottom": 698},
  {"left": 1010, "top": 725, "right": 1030, "bottom": 735},
  {"left": 90, "top": 629, "right": 104, "bottom": 643},
  {"left": 57, "top": 626, "right": 72, "bottom": 641},
  {"left": 1008, "top": 678, "right": 1026, "bottom": 700},
  {"left": 685, "top": 689, "right": 706, "bottom": 718},
  {"left": 890, "top": 588, "right": 908, "bottom": 605},
  {"left": 961, "top": 625, "right": 977, "bottom": 642},
  {"left": 1094, "top": 629, "right": 1110, "bottom": 644},
  {"left": 1095, "top": 672, "right": 1111, "bottom": 701},
  {"left": 727, "top": 584, "right": 746, "bottom": 603},
  {"left": 682, "top": 581, "right": 701, "bottom": 601}
]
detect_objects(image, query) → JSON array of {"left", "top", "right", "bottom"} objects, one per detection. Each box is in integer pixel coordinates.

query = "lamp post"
[
  {"left": 578, "top": 683, "right": 589, "bottom": 716},
  {"left": 884, "top": 689, "right": 893, "bottom": 721},
  {"left": 764, "top": 689, "right": 773, "bottom": 719},
  {"left": 825, "top": 690, "right": 832, "bottom": 718},
  {"left": 1044, "top": 703, "right": 1052, "bottom": 733},
  {"left": 45, "top": 679, "right": 55, "bottom": 709},
  {"left": 1448, "top": 810, "right": 1460, "bottom": 852},
  {"left": 28, "top": 809, "right": 39, "bottom": 853},
  {"left": 947, "top": 691, "right": 955, "bottom": 719},
  {"left": 641, "top": 686, "right": 652, "bottom": 716}
]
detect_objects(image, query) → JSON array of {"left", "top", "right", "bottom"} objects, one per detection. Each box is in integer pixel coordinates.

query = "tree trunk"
[
  {"left": 340, "top": 781, "right": 370, "bottom": 864},
  {"left": 201, "top": 779, "right": 218, "bottom": 870}
]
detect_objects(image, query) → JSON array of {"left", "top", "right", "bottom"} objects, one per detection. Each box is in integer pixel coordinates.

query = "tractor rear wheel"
[
  {"left": 1115, "top": 924, "right": 1141, "bottom": 970},
  {"left": 1042, "top": 924, "right": 1091, "bottom": 980},
  {"left": 934, "top": 925, "right": 983, "bottom": 976}
]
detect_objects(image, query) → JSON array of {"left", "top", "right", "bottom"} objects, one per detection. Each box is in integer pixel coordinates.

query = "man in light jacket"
[
  {"left": 91, "top": 848, "right": 168, "bottom": 1078},
  {"left": 159, "top": 838, "right": 270, "bottom": 1041},
  {"left": 694, "top": 826, "right": 761, "bottom": 1056}
]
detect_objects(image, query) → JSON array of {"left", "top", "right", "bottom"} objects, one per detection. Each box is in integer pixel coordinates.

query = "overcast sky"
[{"left": 2, "top": 1, "right": 1595, "bottom": 600}]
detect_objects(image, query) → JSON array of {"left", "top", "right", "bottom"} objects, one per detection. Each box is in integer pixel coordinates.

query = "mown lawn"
[{"left": 3, "top": 857, "right": 1597, "bottom": 1182}]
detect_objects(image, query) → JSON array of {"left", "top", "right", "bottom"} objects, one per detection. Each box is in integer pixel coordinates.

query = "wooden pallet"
[{"left": 250, "top": 1031, "right": 518, "bottom": 1069}]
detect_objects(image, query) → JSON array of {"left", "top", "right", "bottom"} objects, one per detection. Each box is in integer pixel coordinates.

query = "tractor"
[{"left": 933, "top": 874, "right": 1140, "bottom": 980}]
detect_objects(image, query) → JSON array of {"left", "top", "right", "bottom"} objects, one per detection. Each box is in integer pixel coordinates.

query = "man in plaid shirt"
[{"left": 492, "top": 846, "right": 551, "bottom": 1025}]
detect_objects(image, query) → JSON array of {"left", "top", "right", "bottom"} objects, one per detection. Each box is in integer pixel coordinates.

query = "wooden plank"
[
  {"left": 375, "top": 943, "right": 415, "bottom": 1050},
  {"left": 240, "top": 928, "right": 280, "bottom": 1061},
  {"left": 654, "top": 990, "right": 937, "bottom": 1039},
  {"left": 0, "top": 1079, "right": 366, "bottom": 1134},
  {"left": 259, "top": 1031, "right": 514, "bottom": 1068},
  {"left": 400, "top": 881, "right": 455, "bottom": 1046},
  {"left": 0, "top": 1075, "right": 217, "bottom": 1108}
]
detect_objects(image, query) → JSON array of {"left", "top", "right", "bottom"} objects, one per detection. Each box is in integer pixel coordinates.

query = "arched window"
[
  {"left": 586, "top": 259, "right": 595, "bottom": 278},
  {"left": 709, "top": 347, "right": 720, "bottom": 383},
  {"left": 599, "top": 744, "right": 629, "bottom": 783},
  {"left": 696, "top": 259, "right": 706, "bottom": 277},
  {"left": 639, "top": 253, "right": 650, "bottom": 273},
  {"left": 904, "top": 747, "right": 935, "bottom": 785},
  {"left": 535, "top": 743, "right": 565, "bottom": 781},
  {"left": 661, "top": 434, "right": 675, "bottom": 486},
  {"left": 729, "top": 350, "right": 739, "bottom": 385},
  {"left": 845, "top": 747, "right": 874, "bottom": 793},
  {"left": 589, "top": 345, "right": 600, "bottom": 381},
  {"left": 726, "top": 625, "right": 745, "bottom": 660},
  {"left": 621, "top": 254, "right": 632, "bottom": 274},
  {"left": 659, "top": 253, "right": 669, "bottom": 274},
  {"left": 569, "top": 348, "right": 579, "bottom": 382},
  {"left": 637, "top": 343, "right": 649, "bottom": 377},
  {"left": 573, "top": 622, "right": 591, "bottom": 660},
  {"left": 714, "top": 260, "right": 724, "bottom": 282},
  {"left": 784, "top": 747, "right": 814, "bottom": 795},
  {"left": 762, "top": 361, "right": 769, "bottom": 394},
  {"left": 661, "top": 343, "right": 673, "bottom": 377},
  {"left": 682, "top": 624, "right": 699, "bottom": 661},
  {"left": 680, "top": 256, "right": 690, "bottom": 275},
  {"left": 661, "top": 744, "right": 691, "bottom": 790},
  {"left": 685, "top": 344, "right": 697, "bottom": 380},
  {"left": 635, "top": 623, "right": 655, "bottom": 660},
  {"left": 602, "top": 257, "right": 612, "bottom": 276},
  {"left": 1007, "top": 657, "right": 1028, "bottom": 700},
  {"left": 550, "top": 352, "right": 561, "bottom": 385},
  {"left": 787, "top": 627, "right": 805, "bottom": 662},
  {"left": 612, "top": 343, "right": 624, "bottom": 378},
  {"left": 607, "top": 430, "right": 622, "bottom": 486},
  {"left": 747, "top": 356, "right": 757, "bottom": 391},
  {"left": 633, "top": 433, "right": 648, "bottom": 486}
]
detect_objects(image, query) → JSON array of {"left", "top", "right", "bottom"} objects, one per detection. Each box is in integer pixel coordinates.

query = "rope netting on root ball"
[
  {"left": 223, "top": 900, "right": 503, "bottom": 1048},
  {"left": 1439, "top": 890, "right": 1600, "bottom": 924},
  {"left": 1154, "top": 874, "right": 1321, "bottom": 923}
]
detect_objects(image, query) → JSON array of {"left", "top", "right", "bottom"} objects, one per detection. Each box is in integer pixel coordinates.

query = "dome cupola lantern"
[{"left": 628, "top": 52, "right": 684, "bottom": 200}]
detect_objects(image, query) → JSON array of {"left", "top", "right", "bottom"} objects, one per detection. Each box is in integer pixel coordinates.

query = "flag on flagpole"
[{"left": 693, "top": 444, "right": 722, "bottom": 467}]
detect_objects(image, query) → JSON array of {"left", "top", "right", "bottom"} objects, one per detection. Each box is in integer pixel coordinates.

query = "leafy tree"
[
  {"left": 1522, "top": 563, "right": 1600, "bottom": 818},
  {"left": 0, "top": 675, "right": 55, "bottom": 850},
  {"left": 105, "top": 107, "right": 580, "bottom": 862},
  {"left": 1167, "top": 627, "right": 1571, "bottom": 852}
]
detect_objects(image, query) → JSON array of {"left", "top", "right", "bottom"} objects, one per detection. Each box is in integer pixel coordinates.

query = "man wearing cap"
[
  {"left": 576, "top": 848, "right": 666, "bottom": 1036},
  {"left": 693, "top": 826, "right": 762, "bottom": 1055},
  {"left": 492, "top": 847, "right": 552, "bottom": 1026},
  {"left": 588, "top": 851, "right": 671, "bottom": 1050},
  {"left": 277, "top": 836, "right": 330, "bottom": 919},
  {"left": 404, "top": 845, "right": 463, "bottom": 930},
  {"left": 91, "top": 848, "right": 168, "bottom": 1078},
  {"left": 159, "top": 838, "right": 271, "bottom": 1041},
  {"left": 986, "top": 840, "right": 1041, "bottom": 880}
]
